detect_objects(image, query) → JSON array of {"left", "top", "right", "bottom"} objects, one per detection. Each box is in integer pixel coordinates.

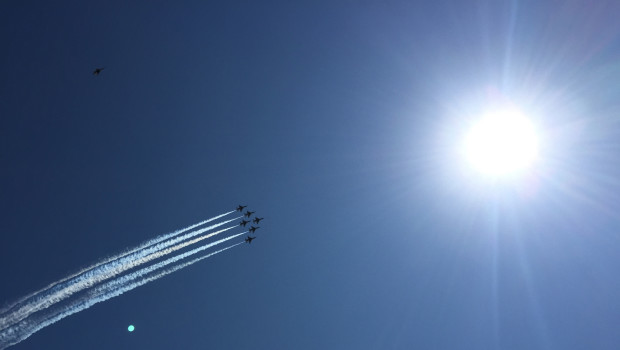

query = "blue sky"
[{"left": 1, "top": 1, "right": 620, "bottom": 349}]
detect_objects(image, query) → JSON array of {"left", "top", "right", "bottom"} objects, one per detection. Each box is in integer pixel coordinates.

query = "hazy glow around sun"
[{"left": 464, "top": 108, "right": 539, "bottom": 176}]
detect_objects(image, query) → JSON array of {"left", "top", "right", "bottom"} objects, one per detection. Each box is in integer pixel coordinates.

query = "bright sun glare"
[{"left": 464, "top": 108, "right": 539, "bottom": 176}]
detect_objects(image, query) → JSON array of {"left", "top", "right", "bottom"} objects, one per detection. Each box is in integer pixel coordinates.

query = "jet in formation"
[
  {"left": 93, "top": 67, "right": 104, "bottom": 76},
  {"left": 236, "top": 206, "right": 263, "bottom": 241}
]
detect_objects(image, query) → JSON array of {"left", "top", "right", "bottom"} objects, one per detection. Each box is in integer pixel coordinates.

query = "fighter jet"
[
  {"left": 92, "top": 67, "right": 104, "bottom": 76},
  {"left": 236, "top": 205, "right": 247, "bottom": 212},
  {"left": 245, "top": 236, "right": 256, "bottom": 244},
  {"left": 239, "top": 219, "right": 250, "bottom": 227},
  {"left": 253, "top": 217, "right": 264, "bottom": 224},
  {"left": 248, "top": 226, "right": 259, "bottom": 233},
  {"left": 244, "top": 211, "right": 255, "bottom": 218}
]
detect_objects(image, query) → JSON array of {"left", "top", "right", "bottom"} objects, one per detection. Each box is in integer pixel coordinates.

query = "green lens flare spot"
[{"left": 128, "top": 325, "right": 135, "bottom": 332}]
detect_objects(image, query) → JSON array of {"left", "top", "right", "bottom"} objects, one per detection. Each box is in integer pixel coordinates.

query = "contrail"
[
  {"left": 0, "top": 238, "right": 245, "bottom": 350},
  {"left": 92, "top": 233, "right": 245, "bottom": 299},
  {"left": 0, "top": 216, "right": 241, "bottom": 331},
  {"left": 18, "top": 224, "right": 240, "bottom": 320},
  {"left": 0, "top": 211, "right": 234, "bottom": 317}
]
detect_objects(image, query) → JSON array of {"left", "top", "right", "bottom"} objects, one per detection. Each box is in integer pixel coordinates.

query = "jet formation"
[{"left": 236, "top": 205, "right": 264, "bottom": 244}]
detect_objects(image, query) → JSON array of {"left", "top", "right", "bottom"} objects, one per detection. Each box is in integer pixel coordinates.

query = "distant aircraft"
[
  {"left": 253, "top": 217, "right": 264, "bottom": 224},
  {"left": 236, "top": 205, "right": 247, "bottom": 212},
  {"left": 248, "top": 226, "right": 259, "bottom": 233},
  {"left": 244, "top": 211, "right": 255, "bottom": 218},
  {"left": 245, "top": 236, "right": 256, "bottom": 244},
  {"left": 239, "top": 219, "right": 250, "bottom": 227},
  {"left": 92, "top": 67, "right": 104, "bottom": 76}
]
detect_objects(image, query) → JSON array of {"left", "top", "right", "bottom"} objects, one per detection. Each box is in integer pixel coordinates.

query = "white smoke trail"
[
  {"left": 0, "top": 210, "right": 234, "bottom": 317},
  {"left": 0, "top": 216, "right": 241, "bottom": 331},
  {"left": 18, "top": 225, "right": 240, "bottom": 318},
  {"left": 91, "top": 233, "right": 245, "bottom": 298},
  {"left": 0, "top": 238, "right": 245, "bottom": 350}
]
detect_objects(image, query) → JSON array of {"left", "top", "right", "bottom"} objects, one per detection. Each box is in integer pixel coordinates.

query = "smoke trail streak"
[
  {"left": 92, "top": 234, "right": 245, "bottom": 299},
  {"left": 1, "top": 217, "right": 241, "bottom": 331},
  {"left": 0, "top": 211, "right": 234, "bottom": 317},
  {"left": 0, "top": 238, "right": 245, "bottom": 350},
  {"left": 21, "top": 225, "right": 240, "bottom": 317}
]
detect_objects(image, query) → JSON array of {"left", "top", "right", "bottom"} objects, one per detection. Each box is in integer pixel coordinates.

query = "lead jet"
[
  {"left": 236, "top": 205, "right": 247, "bottom": 212},
  {"left": 244, "top": 210, "right": 255, "bottom": 218},
  {"left": 253, "top": 217, "right": 264, "bottom": 224},
  {"left": 239, "top": 219, "right": 250, "bottom": 227},
  {"left": 248, "top": 226, "right": 259, "bottom": 233},
  {"left": 92, "top": 67, "right": 104, "bottom": 76},
  {"left": 245, "top": 236, "right": 256, "bottom": 244}
]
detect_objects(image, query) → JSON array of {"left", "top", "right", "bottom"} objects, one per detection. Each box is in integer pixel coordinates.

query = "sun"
[{"left": 463, "top": 108, "right": 539, "bottom": 176}]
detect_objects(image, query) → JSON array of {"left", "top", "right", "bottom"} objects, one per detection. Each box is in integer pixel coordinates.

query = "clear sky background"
[{"left": 1, "top": 1, "right": 620, "bottom": 349}]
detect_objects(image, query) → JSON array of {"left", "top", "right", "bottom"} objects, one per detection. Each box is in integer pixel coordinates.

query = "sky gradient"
[{"left": 2, "top": 1, "right": 620, "bottom": 349}]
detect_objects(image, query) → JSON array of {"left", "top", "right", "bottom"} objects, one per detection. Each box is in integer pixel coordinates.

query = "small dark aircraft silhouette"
[
  {"left": 236, "top": 205, "right": 247, "bottom": 212},
  {"left": 245, "top": 236, "right": 256, "bottom": 244},
  {"left": 239, "top": 219, "right": 250, "bottom": 227},
  {"left": 248, "top": 226, "right": 259, "bottom": 233},
  {"left": 244, "top": 211, "right": 255, "bottom": 218},
  {"left": 92, "top": 67, "right": 104, "bottom": 76},
  {"left": 253, "top": 217, "right": 264, "bottom": 224}
]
